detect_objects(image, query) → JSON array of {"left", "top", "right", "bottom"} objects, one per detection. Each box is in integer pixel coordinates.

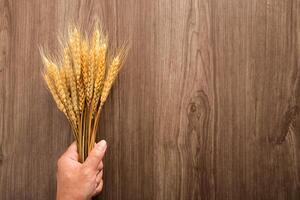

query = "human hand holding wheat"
[
  {"left": 56, "top": 140, "right": 107, "bottom": 200},
  {"left": 41, "top": 22, "right": 128, "bottom": 162}
]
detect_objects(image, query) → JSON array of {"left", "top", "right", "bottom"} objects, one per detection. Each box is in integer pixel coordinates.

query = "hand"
[{"left": 56, "top": 140, "right": 107, "bottom": 200}]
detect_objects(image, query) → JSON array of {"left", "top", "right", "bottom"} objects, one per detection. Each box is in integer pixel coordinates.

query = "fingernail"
[{"left": 96, "top": 140, "right": 107, "bottom": 151}]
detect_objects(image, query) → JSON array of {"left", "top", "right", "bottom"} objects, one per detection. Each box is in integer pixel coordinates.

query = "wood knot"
[
  {"left": 187, "top": 90, "right": 210, "bottom": 134},
  {"left": 186, "top": 91, "right": 211, "bottom": 198},
  {"left": 276, "top": 105, "right": 299, "bottom": 145}
]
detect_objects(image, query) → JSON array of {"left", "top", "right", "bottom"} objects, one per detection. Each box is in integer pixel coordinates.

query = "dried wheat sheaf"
[{"left": 41, "top": 23, "right": 129, "bottom": 162}]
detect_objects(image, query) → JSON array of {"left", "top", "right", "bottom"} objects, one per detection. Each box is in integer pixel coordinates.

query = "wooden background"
[{"left": 0, "top": 0, "right": 300, "bottom": 199}]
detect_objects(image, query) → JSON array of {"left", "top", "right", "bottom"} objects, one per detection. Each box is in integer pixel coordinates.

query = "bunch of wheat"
[{"left": 41, "top": 23, "right": 128, "bottom": 162}]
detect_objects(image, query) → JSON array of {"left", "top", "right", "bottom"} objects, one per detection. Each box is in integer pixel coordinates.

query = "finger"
[
  {"left": 97, "top": 161, "right": 103, "bottom": 171},
  {"left": 84, "top": 140, "right": 107, "bottom": 170},
  {"left": 63, "top": 141, "right": 78, "bottom": 161},
  {"left": 96, "top": 170, "right": 103, "bottom": 184},
  {"left": 94, "top": 180, "right": 103, "bottom": 196}
]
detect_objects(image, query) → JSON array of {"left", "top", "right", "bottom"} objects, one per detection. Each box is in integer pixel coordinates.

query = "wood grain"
[{"left": 0, "top": 0, "right": 300, "bottom": 199}]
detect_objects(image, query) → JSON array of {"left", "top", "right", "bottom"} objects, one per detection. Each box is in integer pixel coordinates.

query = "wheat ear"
[
  {"left": 59, "top": 66, "right": 77, "bottom": 125},
  {"left": 100, "top": 43, "right": 129, "bottom": 105},
  {"left": 85, "top": 29, "right": 99, "bottom": 105},
  {"left": 91, "top": 34, "right": 107, "bottom": 114},
  {"left": 91, "top": 44, "right": 128, "bottom": 145},
  {"left": 63, "top": 48, "right": 79, "bottom": 125},
  {"left": 41, "top": 53, "right": 75, "bottom": 126},
  {"left": 70, "top": 28, "right": 85, "bottom": 113},
  {"left": 43, "top": 74, "right": 66, "bottom": 114},
  {"left": 100, "top": 55, "right": 122, "bottom": 105}
]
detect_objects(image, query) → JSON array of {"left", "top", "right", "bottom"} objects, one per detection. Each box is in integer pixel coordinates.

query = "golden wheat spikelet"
[
  {"left": 50, "top": 60, "right": 77, "bottom": 126},
  {"left": 59, "top": 66, "right": 78, "bottom": 123},
  {"left": 90, "top": 27, "right": 101, "bottom": 77},
  {"left": 44, "top": 68, "right": 78, "bottom": 137},
  {"left": 92, "top": 41, "right": 107, "bottom": 114},
  {"left": 91, "top": 27, "right": 107, "bottom": 113},
  {"left": 63, "top": 48, "right": 79, "bottom": 122},
  {"left": 44, "top": 72, "right": 78, "bottom": 141},
  {"left": 46, "top": 61, "right": 67, "bottom": 105},
  {"left": 67, "top": 104, "right": 78, "bottom": 128},
  {"left": 44, "top": 72, "right": 75, "bottom": 130},
  {"left": 100, "top": 43, "right": 128, "bottom": 106},
  {"left": 69, "top": 28, "right": 85, "bottom": 113},
  {"left": 81, "top": 39, "right": 89, "bottom": 98},
  {"left": 69, "top": 27, "right": 81, "bottom": 78},
  {"left": 59, "top": 67, "right": 70, "bottom": 101},
  {"left": 85, "top": 29, "right": 100, "bottom": 105},
  {"left": 77, "top": 77, "right": 85, "bottom": 112},
  {"left": 91, "top": 27, "right": 100, "bottom": 51},
  {"left": 41, "top": 54, "right": 70, "bottom": 119},
  {"left": 43, "top": 74, "right": 66, "bottom": 113},
  {"left": 59, "top": 67, "right": 72, "bottom": 111},
  {"left": 100, "top": 58, "right": 119, "bottom": 105}
]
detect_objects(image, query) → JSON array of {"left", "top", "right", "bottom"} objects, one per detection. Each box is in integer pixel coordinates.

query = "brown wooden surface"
[{"left": 1, "top": 0, "right": 300, "bottom": 199}]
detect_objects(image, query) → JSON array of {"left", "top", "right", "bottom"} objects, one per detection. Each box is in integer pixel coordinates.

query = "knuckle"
[
  {"left": 93, "top": 181, "right": 103, "bottom": 196},
  {"left": 56, "top": 156, "right": 64, "bottom": 169},
  {"left": 97, "top": 172, "right": 102, "bottom": 180},
  {"left": 96, "top": 184, "right": 103, "bottom": 193},
  {"left": 98, "top": 162, "right": 103, "bottom": 170},
  {"left": 98, "top": 181, "right": 103, "bottom": 191},
  {"left": 99, "top": 170, "right": 103, "bottom": 177}
]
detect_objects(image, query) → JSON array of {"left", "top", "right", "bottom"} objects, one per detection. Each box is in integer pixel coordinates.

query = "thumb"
[{"left": 84, "top": 140, "right": 107, "bottom": 169}]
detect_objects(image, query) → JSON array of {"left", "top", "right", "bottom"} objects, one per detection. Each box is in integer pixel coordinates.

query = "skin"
[{"left": 56, "top": 140, "right": 107, "bottom": 200}]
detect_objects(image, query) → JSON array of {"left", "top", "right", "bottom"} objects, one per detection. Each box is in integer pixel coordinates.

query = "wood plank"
[
  {"left": 210, "top": 0, "right": 300, "bottom": 199},
  {"left": 0, "top": 0, "right": 72, "bottom": 199},
  {"left": 0, "top": 0, "right": 10, "bottom": 176},
  {"left": 99, "top": 0, "right": 156, "bottom": 199},
  {"left": 153, "top": 0, "right": 216, "bottom": 199}
]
